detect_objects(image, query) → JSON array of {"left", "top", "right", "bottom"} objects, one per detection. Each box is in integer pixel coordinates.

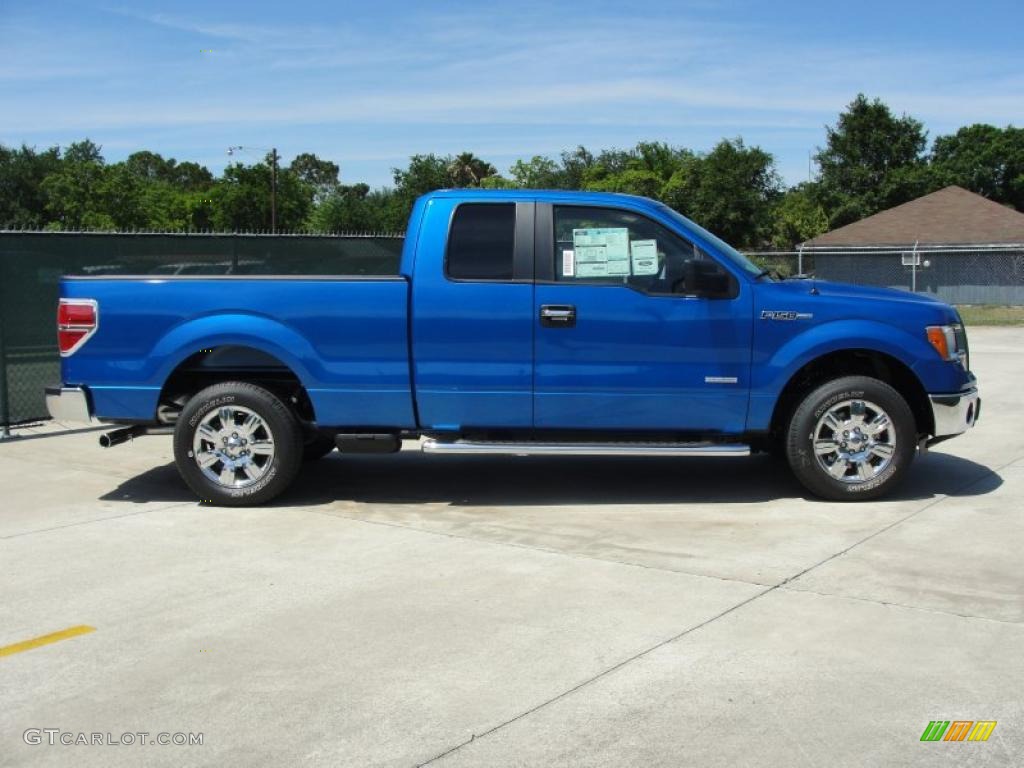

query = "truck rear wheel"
[
  {"left": 786, "top": 375, "right": 915, "bottom": 501},
  {"left": 173, "top": 381, "right": 304, "bottom": 506}
]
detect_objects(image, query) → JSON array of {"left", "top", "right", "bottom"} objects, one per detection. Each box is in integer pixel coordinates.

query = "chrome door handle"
[{"left": 540, "top": 305, "right": 576, "bottom": 328}]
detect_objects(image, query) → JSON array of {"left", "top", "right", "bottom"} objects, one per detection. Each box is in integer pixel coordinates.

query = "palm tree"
[{"left": 447, "top": 153, "right": 497, "bottom": 187}]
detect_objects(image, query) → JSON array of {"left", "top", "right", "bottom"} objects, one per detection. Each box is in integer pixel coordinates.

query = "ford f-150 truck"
[{"left": 46, "top": 190, "right": 979, "bottom": 505}]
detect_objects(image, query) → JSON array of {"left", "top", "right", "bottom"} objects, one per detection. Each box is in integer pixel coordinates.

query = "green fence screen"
[{"left": 0, "top": 232, "right": 405, "bottom": 428}]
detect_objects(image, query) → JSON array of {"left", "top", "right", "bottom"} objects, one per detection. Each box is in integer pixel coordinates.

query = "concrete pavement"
[{"left": 1, "top": 327, "right": 1021, "bottom": 767}]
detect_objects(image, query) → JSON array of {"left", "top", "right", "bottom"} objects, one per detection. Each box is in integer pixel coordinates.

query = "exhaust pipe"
[{"left": 99, "top": 425, "right": 148, "bottom": 448}]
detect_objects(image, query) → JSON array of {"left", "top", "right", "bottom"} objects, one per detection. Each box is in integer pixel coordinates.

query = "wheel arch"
[
  {"left": 769, "top": 348, "right": 934, "bottom": 440},
  {"left": 149, "top": 313, "right": 322, "bottom": 425},
  {"left": 158, "top": 344, "right": 317, "bottom": 425}
]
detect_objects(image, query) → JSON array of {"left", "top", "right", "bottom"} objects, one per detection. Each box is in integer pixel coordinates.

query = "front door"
[{"left": 533, "top": 204, "right": 753, "bottom": 433}]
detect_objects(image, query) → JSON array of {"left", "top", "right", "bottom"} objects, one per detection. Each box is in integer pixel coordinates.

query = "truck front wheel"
[
  {"left": 786, "top": 375, "right": 916, "bottom": 501},
  {"left": 173, "top": 381, "right": 304, "bottom": 506}
]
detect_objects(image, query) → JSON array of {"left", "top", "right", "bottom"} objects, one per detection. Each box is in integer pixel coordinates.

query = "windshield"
[{"left": 655, "top": 204, "right": 767, "bottom": 279}]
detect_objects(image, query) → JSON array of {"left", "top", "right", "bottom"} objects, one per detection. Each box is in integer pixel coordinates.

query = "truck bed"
[{"left": 60, "top": 276, "right": 417, "bottom": 428}]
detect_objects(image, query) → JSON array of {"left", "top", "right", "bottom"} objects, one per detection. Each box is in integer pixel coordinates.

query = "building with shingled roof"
[{"left": 802, "top": 186, "right": 1024, "bottom": 304}]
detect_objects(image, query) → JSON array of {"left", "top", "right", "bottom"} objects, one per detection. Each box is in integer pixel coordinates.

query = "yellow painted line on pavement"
[{"left": 0, "top": 625, "right": 96, "bottom": 657}]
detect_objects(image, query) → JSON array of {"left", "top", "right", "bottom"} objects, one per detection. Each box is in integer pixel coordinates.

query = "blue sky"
[{"left": 2, "top": 0, "right": 1022, "bottom": 188}]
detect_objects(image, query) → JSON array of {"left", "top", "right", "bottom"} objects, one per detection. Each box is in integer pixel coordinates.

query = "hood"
[
  {"left": 758, "top": 278, "right": 959, "bottom": 324},
  {"left": 768, "top": 277, "right": 948, "bottom": 305}
]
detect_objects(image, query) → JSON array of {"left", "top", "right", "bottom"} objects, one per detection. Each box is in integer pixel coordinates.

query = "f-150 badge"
[{"left": 761, "top": 310, "right": 813, "bottom": 321}]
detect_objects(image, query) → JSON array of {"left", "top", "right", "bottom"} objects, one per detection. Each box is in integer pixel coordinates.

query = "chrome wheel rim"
[
  {"left": 812, "top": 399, "right": 896, "bottom": 484},
  {"left": 191, "top": 405, "right": 275, "bottom": 489}
]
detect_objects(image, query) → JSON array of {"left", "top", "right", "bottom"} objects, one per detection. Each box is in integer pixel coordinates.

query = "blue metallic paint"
[
  {"left": 58, "top": 190, "right": 973, "bottom": 437},
  {"left": 61, "top": 278, "right": 416, "bottom": 427},
  {"left": 408, "top": 196, "right": 534, "bottom": 430},
  {"left": 534, "top": 284, "right": 753, "bottom": 432}
]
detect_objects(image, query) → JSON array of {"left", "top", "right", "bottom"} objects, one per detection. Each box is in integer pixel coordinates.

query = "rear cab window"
[{"left": 446, "top": 203, "right": 516, "bottom": 281}]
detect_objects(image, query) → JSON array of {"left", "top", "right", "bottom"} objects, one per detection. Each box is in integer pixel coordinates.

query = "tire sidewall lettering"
[{"left": 188, "top": 395, "right": 237, "bottom": 428}]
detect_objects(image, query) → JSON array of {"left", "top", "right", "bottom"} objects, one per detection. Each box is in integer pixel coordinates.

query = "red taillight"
[{"left": 57, "top": 299, "right": 98, "bottom": 356}]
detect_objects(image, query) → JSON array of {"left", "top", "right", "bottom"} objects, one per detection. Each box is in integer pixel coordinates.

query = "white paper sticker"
[
  {"left": 562, "top": 249, "right": 575, "bottom": 276},
  {"left": 630, "top": 239, "right": 659, "bottom": 276},
  {"left": 573, "top": 228, "right": 630, "bottom": 277},
  {"left": 577, "top": 261, "right": 609, "bottom": 278}
]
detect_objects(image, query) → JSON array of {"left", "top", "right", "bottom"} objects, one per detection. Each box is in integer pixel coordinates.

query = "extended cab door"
[
  {"left": 411, "top": 197, "right": 535, "bottom": 430},
  {"left": 533, "top": 203, "right": 753, "bottom": 432}
]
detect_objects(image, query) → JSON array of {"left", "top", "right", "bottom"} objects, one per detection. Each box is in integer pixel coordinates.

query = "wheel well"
[
  {"left": 770, "top": 349, "right": 933, "bottom": 439},
  {"left": 158, "top": 345, "right": 316, "bottom": 424}
]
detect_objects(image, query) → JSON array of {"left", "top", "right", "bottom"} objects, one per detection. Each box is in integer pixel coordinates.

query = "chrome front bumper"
[
  {"left": 45, "top": 386, "right": 94, "bottom": 423},
  {"left": 930, "top": 387, "right": 980, "bottom": 438}
]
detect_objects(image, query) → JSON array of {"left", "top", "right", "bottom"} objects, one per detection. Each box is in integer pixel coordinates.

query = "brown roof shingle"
[{"left": 803, "top": 186, "right": 1024, "bottom": 247}]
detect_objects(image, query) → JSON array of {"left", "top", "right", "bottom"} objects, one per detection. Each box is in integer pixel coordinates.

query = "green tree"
[
  {"left": 289, "top": 152, "right": 340, "bottom": 203},
  {"left": 124, "top": 150, "right": 172, "bottom": 181},
  {"left": 771, "top": 184, "right": 830, "bottom": 248},
  {"left": 166, "top": 161, "right": 214, "bottom": 191},
  {"left": 559, "top": 146, "right": 597, "bottom": 189},
  {"left": 507, "top": 155, "right": 566, "bottom": 188},
  {"left": 815, "top": 94, "right": 928, "bottom": 226},
  {"left": 583, "top": 168, "right": 664, "bottom": 198},
  {"left": 40, "top": 140, "right": 115, "bottom": 229},
  {"left": 392, "top": 154, "right": 452, "bottom": 199},
  {"left": 0, "top": 144, "right": 62, "bottom": 228},
  {"left": 306, "top": 184, "right": 406, "bottom": 232},
  {"left": 211, "top": 160, "right": 312, "bottom": 231},
  {"left": 663, "top": 138, "right": 781, "bottom": 248},
  {"left": 63, "top": 139, "right": 103, "bottom": 165},
  {"left": 931, "top": 124, "right": 1024, "bottom": 210},
  {"left": 447, "top": 152, "right": 497, "bottom": 187}
]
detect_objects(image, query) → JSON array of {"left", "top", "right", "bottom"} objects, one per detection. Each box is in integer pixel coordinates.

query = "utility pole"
[
  {"left": 270, "top": 147, "right": 278, "bottom": 234},
  {"left": 228, "top": 145, "right": 279, "bottom": 232}
]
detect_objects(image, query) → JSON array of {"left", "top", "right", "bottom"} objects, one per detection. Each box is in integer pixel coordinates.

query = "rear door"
[
  {"left": 411, "top": 197, "right": 535, "bottom": 430},
  {"left": 533, "top": 203, "right": 753, "bottom": 432}
]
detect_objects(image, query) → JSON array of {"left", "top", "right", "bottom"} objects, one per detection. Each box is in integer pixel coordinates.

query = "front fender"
[{"left": 746, "top": 319, "right": 934, "bottom": 431}]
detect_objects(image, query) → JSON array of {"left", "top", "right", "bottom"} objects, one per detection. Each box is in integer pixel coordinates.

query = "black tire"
[
  {"left": 303, "top": 433, "right": 337, "bottom": 461},
  {"left": 786, "top": 375, "right": 916, "bottom": 501},
  {"left": 173, "top": 381, "right": 304, "bottom": 506}
]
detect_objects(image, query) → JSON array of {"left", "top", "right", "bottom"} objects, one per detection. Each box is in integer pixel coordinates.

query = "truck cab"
[{"left": 47, "top": 190, "right": 979, "bottom": 505}]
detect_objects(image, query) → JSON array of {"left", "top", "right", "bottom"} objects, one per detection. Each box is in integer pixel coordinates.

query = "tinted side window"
[
  {"left": 553, "top": 206, "right": 728, "bottom": 295},
  {"left": 446, "top": 203, "right": 516, "bottom": 280}
]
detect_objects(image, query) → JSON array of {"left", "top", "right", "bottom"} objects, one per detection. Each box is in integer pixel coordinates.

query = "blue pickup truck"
[{"left": 46, "top": 190, "right": 979, "bottom": 504}]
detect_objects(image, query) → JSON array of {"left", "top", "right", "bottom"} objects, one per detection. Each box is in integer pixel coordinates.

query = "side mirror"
[{"left": 684, "top": 260, "right": 732, "bottom": 298}]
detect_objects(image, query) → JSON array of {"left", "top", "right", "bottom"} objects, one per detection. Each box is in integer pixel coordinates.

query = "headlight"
[{"left": 926, "top": 324, "right": 968, "bottom": 369}]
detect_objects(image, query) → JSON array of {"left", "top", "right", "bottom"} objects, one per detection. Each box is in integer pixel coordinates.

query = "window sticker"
[
  {"left": 577, "top": 259, "right": 611, "bottom": 278},
  {"left": 573, "top": 228, "right": 629, "bottom": 277},
  {"left": 630, "top": 239, "right": 659, "bottom": 275},
  {"left": 562, "top": 249, "right": 575, "bottom": 277}
]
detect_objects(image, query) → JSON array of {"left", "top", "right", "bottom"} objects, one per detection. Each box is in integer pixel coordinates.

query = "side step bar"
[{"left": 421, "top": 439, "right": 749, "bottom": 457}]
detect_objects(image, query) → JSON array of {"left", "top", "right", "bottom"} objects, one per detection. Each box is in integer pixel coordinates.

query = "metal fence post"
[
  {"left": 0, "top": 256, "right": 10, "bottom": 439},
  {"left": 911, "top": 240, "right": 919, "bottom": 293}
]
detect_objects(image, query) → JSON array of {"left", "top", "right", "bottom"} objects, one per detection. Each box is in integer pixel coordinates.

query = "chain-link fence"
[
  {"left": 745, "top": 251, "right": 815, "bottom": 278},
  {"left": 0, "top": 231, "right": 404, "bottom": 430},
  {"left": 747, "top": 245, "right": 1024, "bottom": 305}
]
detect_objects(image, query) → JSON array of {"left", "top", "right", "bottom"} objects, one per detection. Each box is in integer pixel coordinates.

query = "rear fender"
[{"left": 153, "top": 313, "right": 319, "bottom": 388}]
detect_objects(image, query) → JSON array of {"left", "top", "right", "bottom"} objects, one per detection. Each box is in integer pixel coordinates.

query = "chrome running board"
[{"left": 421, "top": 439, "right": 750, "bottom": 457}]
